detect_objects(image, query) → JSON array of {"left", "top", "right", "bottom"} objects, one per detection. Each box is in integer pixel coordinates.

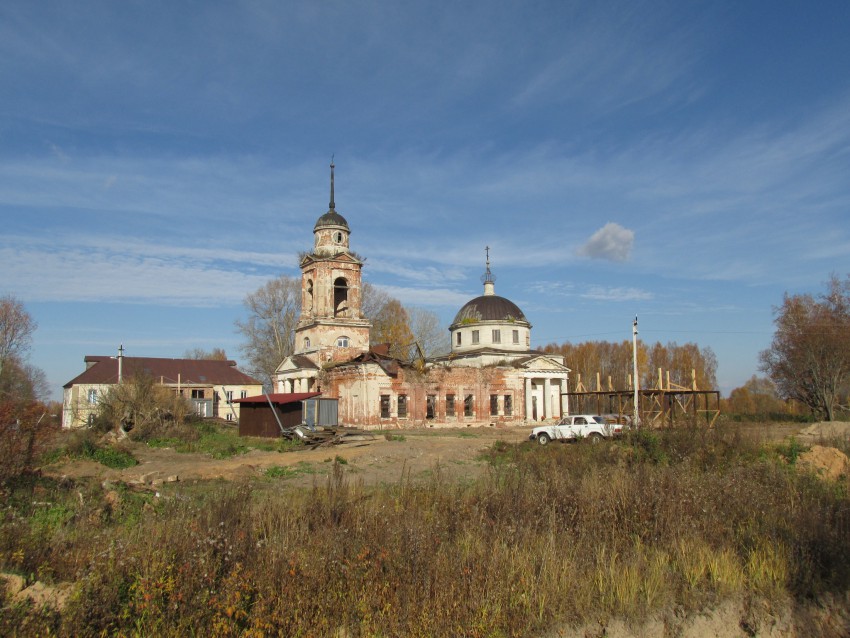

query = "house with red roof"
[{"left": 62, "top": 352, "right": 263, "bottom": 428}]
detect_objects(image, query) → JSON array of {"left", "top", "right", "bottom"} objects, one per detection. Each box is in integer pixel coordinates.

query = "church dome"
[
  {"left": 314, "top": 209, "right": 349, "bottom": 230},
  {"left": 451, "top": 295, "right": 528, "bottom": 326}
]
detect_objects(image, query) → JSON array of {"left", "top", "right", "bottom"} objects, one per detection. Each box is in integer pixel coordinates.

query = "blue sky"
[{"left": 2, "top": 1, "right": 849, "bottom": 401}]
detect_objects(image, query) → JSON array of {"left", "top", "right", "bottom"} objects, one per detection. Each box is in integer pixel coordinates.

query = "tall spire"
[
  {"left": 329, "top": 155, "right": 335, "bottom": 211},
  {"left": 481, "top": 246, "right": 496, "bottom": 295}
]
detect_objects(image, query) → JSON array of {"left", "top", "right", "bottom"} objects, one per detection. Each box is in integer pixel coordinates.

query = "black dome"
[
  {"left": 314, "top": 209, "right": 349, "bottom": 230},
  {"left": 452, "top": 295, "right": 528, "bottom": 326}
]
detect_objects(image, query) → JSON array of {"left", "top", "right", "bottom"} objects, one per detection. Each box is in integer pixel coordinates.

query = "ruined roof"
[
  {"left": 290, "top": 354, "right": 320, "bottom": 370},
  {"left": 233, "top": 392, "right": 321, "bottom": 405},
  {"left": 64, "top": 356, "right": 263, "bottom": 389},
  {"left": 314, "top": 208, "right": 349, "bottom": 230},
  {"left": 451, "top": 295, "right": 529, "bottom": 326}
]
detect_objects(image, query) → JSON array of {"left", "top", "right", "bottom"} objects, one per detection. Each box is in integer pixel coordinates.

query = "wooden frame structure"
[{"left": 564, "top": 369, "right": 721, "bottom": 427}]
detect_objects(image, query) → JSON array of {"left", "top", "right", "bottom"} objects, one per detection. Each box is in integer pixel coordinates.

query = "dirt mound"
[
  {"left": 798, "top": 445, "right": 850, "bottom": 482},
  {"left": 798, "top": 421, "right": 850, "bottom": 440}
]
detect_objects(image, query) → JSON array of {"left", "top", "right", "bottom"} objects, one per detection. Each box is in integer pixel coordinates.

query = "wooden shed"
[{"left": 234, "top": 392, "right": 322, "bottom": 438}]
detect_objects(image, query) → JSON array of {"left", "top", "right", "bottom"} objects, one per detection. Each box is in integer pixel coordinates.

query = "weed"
[{"left": 384, "top": 433, "right": 406, "bottom": 442}]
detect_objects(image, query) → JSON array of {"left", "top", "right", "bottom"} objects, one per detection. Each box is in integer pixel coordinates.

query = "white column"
[
  {"left": 543, "top": 377, "right": 551, "bottom": 420},
  {"left": 525, "top": 377, "right": 533, "bottom": 421}
]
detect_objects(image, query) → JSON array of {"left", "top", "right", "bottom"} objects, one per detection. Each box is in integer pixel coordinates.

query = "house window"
[
  {"left": 240, "top": 390, "right": 247, "bottom": 399},
  {"left": 380, "top": 395, "right": 390, "bottom": 418},
  {"left": 456, "top": 332, "right": 462, "bottom": 346},
  {"left": 472, "top": 330, "right": 479, "bottom": 345},
  {"left": 226, "top": 390, "right": 233, "bottom": 402},
  {"left": 226, "top": 413, "right": 233, "bottom": 422},
  {"left": 446, "top": 394, "right": 455, "bottom": 417},
  {"left": 426, "top": 394, "right": 436, "bottom": 419},
  {"left": 191, "top": 389, "right": 204, "bottom": 399},
  {"left": 512, "top": 330, "right": 519, "bottom": 344},
  {"left": 490, "top": 394, "right": 498, "bottom": 415},
  {"left": 504, "top": 395, "right": 513, "bottom": 416},
  {"left": 492, "top": 329, "right": 501, "bottom": 344},
  {"left": 87, "top": 389, "right": 98, "bottom": 405},
  {"left": 336, "top": 336, "right": 350, "bottom": 347},
  {"left": 398, "top": 394, "right": 408, "bottom": 418},
  {"left": 464, "top": 394, "right": 473, "bottom": 417}
]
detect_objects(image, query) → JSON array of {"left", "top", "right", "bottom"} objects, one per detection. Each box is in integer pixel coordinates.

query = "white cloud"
[{"left": 578, "top": 222, "right": 635, "bottom": 262}]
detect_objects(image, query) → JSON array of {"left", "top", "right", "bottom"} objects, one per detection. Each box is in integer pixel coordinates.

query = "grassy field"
[{"left": 1, "top": 423, "right": 849, "bottom": 636}]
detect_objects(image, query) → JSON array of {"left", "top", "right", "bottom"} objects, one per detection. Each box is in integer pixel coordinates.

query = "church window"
[
  {"left": 490, "top": 394, "right": 498, "bottom": 415},
  {"left": 504, "top": 395, "right": 513, "bottom": 416},
  {"left": 334, "top": 231, "right": 343, "bottom": 243},
  {"left": 306, "top": 279, "right": 314, "bottom": 311},
  {"left": 336, "top": 336, "right": 350, "bottom": 348},
  {"left": 304, "top": 337, "right": 311, "bottom": 349},
  {"left": 446, "top": 394, "right": 455, "bottom": 417},
  {"left": 333, "top": 277, "right": 349, "bottom": 316},
  {"left": 492, "top": 329, "right": 501, "bottom": 344},
  {"left": 426, "top": 395, "right": 436, "bottom": 419},
  {"left": 456, "top": 332, "right": 461, "bottom": 346},
  {"left": 512, "top": 330, "right": 519, "bottom": 344},
  {"left": 472, "top": 330, "right": 479, "bottom": 345},
  {"left": 398, "top": 394, "right": 408, "bottom": 418},
  {"left": 464, "top": 394, "right": 474, "bottom": 417},
  {"left": 380, "top": 395, "right": 390, "bottom": 418}
]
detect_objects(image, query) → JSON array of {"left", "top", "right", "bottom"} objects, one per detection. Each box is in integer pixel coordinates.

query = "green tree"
[{"left": 760, "top": 274, "right": 850, "bottom": 421}]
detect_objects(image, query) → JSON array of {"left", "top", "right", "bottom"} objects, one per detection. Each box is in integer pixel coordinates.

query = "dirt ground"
[
  {"left": 44, "top": 426, "right": 532, "bottom": 488},
  {"left": 43, "top": 421, "right": 850, "bottom": 490}
]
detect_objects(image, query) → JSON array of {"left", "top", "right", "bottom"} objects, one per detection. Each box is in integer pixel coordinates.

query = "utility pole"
[
  {"left": 632, "top": 318, "right": 640, "bottom": 428},
  {"left": 118, "top": 343, "right": 124, "bottom": 384}
]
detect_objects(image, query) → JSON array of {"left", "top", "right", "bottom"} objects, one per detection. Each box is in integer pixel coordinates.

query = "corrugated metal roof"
[
  {"left": 64, "top": 356, "right": 263, "bottom": 389},
  {"left": 233, "top": 392, "right": 322, "bottom": 404}
]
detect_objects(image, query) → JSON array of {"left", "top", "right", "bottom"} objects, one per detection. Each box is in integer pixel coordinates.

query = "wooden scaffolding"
[{"left": 564, "top": 369, "right": 721, "bottom": 428}]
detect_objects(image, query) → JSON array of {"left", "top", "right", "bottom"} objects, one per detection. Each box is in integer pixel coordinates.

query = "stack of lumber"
[{"left": 282, "top": 425, "right": 376, "bottom": 449}]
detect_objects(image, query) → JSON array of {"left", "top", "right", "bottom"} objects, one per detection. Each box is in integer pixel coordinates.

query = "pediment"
[{"left": 518, "top": 355, "right": 570, "bottom": 372}]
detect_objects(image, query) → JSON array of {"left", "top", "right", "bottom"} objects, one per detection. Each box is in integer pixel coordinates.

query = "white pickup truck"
[{"left": 528, "top": 414, "right": 626, "bottom": 445}]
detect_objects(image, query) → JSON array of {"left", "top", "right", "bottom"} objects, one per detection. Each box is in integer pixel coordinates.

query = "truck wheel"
[
  {"left": 537, "top": 432, "right": 551, "bottom": 446},
  {"left": 588, "top": 433, "right": 603, "bottom": 444}
]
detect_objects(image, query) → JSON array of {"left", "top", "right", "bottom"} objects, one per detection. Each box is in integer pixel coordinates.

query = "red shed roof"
[
  {"left": 64, "top": 356, "right": 263, "bottom": 389},
  {"left": 233, "top": 392, "right": 322, "bottom": 405}
]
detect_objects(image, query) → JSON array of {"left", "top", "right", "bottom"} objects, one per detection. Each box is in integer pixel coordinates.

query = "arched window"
[
  {"left": 303, "top": 337, "right": 311, "bottom": 349},
  {"left": 306, "top": 279, "right": 314, "bottom": 312},
  {"left": 336, "top": 336, "right": 350, "bottom": 348},
  {"left": 333, "top": 277, "right": 348, "bottom": 316}
]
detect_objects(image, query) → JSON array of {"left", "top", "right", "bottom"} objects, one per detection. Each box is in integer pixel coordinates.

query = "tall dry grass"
[{"left": 2, "top": 425, "right": 849, "bottom": 636}]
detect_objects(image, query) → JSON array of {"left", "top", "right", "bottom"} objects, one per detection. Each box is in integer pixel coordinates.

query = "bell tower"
[{"left": 295, "top": 161, "right": 371, "bottom": 364}]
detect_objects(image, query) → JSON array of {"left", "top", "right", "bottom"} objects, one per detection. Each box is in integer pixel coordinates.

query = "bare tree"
[
  {"left": 760, "top": 274, "right": 850, "bottom": 421},
  {"left": 183, "top": 347, "right": 229, "bottom": 360},
  {"left": 0, "top": 295, "right": 36, "bottom": 379},
  {"left": 361, "top": 281, "right": 391, "bottom": 322},
  {"left": 235, "top": 275, "right": 301, "bottom": 389},
  {"left": 408, "top": 306, "right": 448, "bottom": 357}
]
